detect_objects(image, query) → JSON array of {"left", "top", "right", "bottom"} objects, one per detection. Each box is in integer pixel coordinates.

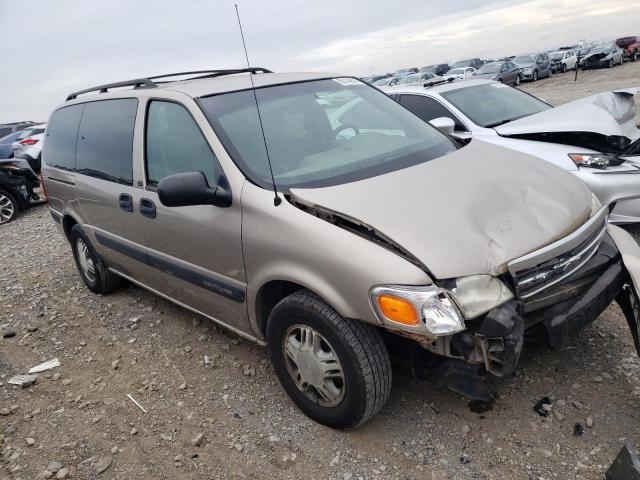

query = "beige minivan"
[{"left": 42, "top": 69, "right": 640, "bottom": 428}]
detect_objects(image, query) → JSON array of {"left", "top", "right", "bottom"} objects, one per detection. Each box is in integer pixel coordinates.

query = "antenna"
[{"left": 234, "top": 3, "right": 281, "bottom": 206}]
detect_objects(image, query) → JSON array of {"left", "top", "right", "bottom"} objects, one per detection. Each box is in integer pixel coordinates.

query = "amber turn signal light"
[{"left": 377, "top": 294, "right": 419, "bottom": 326}]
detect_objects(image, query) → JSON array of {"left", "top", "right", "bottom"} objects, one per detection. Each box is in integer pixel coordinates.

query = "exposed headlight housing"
[
  {"left": 569, "top": 153, "right": 611, "bottom": 169},
  {"left": 451, "top": 275, "right": 514, "bottom": 319},
  {"left": 370, "top": 285, "right": 464, "bottom": 336}
]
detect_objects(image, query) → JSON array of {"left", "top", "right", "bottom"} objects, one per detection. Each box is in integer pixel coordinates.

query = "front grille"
[{"left": 508, "top": 207, "right": 609, "bottom": 300}]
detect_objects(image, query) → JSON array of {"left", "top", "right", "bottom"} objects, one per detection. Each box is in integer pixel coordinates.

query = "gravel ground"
[{"left": 2, "top": 62, "right": 640, "bottom": 480}]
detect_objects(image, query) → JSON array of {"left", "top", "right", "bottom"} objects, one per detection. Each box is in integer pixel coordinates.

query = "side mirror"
[
  {"left": 429, "top": 117, "right": 456, "bottom": 136},
  {"left": 157, "top": 171, "right": 232, "bottom": 208}
]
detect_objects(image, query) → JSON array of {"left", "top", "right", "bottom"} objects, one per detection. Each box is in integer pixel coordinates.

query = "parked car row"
[
  {"left": 34, "top": 69, "right": 640, "bottom": 429},
  {"left": 363, "top": 35, "right": 638, "bottom": 89},
  {"left": 0, "top": 122, "right": 46, "bottom": 224}
]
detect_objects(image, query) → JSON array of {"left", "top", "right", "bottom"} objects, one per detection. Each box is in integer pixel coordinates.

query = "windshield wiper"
[{"left": 485, "top": 115, "right": 528, "bottom": 128}]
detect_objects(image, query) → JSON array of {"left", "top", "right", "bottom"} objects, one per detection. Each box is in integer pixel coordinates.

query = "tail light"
[{"left": 19, "top": 138, "right": 39, "bottom": 146}]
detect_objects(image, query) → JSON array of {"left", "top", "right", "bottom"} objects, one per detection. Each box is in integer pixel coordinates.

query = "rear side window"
[
  {"left": 145, "top": 101, "right": 219, "bottom": 187},
  {"left": 76, "top": 99, "right": 138, "bottom": 185},
  {"left": 398, "top": 95, "right": 468, "bottom": 132},
  {"left": 44, "top": 105, "right": 83, "bottom": 171}
]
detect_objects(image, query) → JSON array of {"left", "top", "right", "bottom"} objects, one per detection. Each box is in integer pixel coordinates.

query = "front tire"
[
  {"left": 533, "top": 70, "right": 538, "bottom": 81},
  {"left": 267, "top": 290, "right": 392, "bottom": 429},
  {"left": 0, "top": 190, "right": 19, "bottom": 225},
  {"left": 70, "top": 224, "right": 121, "bottom": 294},
  {"left": 514, "top": 74, "right": 521, "bottom": 86}
]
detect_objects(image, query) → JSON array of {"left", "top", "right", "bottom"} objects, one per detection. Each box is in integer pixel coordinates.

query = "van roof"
[{"left": 65, "top": 69, "right": 339, "bottom": 102}]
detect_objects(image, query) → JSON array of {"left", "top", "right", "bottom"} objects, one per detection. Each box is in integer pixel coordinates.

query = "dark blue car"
[{"left": 0, "top": 131, "right": 24, "bottom": 159}]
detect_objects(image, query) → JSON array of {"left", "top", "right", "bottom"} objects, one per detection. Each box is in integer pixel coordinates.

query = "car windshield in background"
[
  {"left": 419, "top": 66, "right": 437, "bottom": 73},
  {"left": 550, "top": 52, "right": 564, "bottom": 60},
  {"left": 476, "top": 63, "right": 501, "bottom": 74},
  {"left": 199, "top": 79, "right": 456, "bottom": 189},
  {"left": 441, "top": 83, "right": 551, "bottom": 128},
  {"left": 589, "top": 46, "right": 608, "bottom": 54},
  {"left": 372, "top": 78, "right": 390, "bottom": 86},
  {"left": 397, "top": 74, "right": 419, "bottom": 84},
  {"left": 451, "top": 61, "right": 471, "bottom": 68},
  {"left": 447, "top": 68, "right": 466, "bottom": 75},
  {"left": 513, "top": 55, "right": 535, "bottom": 64}
]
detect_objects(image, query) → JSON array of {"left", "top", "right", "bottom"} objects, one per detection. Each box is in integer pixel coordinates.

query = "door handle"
[
  {"left": 139, "top": 198, "right": 156, "bottom": 219},
  {"left": 119, "top": 193, "right": 133, "bottom": 212}
]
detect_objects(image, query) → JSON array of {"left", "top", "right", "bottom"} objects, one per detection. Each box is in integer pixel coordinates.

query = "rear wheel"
[
  {"left": 70, "top": 225, "right": 121, "bottom": 294},
  {"left": 0, "top": 190, "right": 19, "bottom": 225},
  {"left": 267, "top": 290, "right": 392, "bottom": 429},
  {"left": 632, "top": 51, "right": 638, "bottom": 62}
]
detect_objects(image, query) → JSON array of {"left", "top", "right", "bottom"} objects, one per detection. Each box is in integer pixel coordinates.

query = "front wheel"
[
  {"left": 632, "top": 51, "right": 638, "bottom": 62},
  {"left": 608, "top": 59, "right": 614, "bottom": 68},
  {"left": 0, "top": 190, "right": 19, "bottom": 225},
  {"left": 514, "top": 74, "right": 521, "bottom": 86},
  {"left": 267, "top": 290, "right": 392, "bottom": 429},
  {"left": 533, "top": 70, "right": 538, "bottom": 81}
]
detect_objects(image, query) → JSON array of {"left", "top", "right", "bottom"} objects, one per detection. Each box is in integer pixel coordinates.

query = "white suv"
[{"left": 12, "top": 123, "right": 47, "bottom": 172}]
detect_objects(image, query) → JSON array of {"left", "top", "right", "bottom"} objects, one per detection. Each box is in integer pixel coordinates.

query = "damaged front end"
[{"left": 412, "top": 207, "right": 640, "bottom": 400}]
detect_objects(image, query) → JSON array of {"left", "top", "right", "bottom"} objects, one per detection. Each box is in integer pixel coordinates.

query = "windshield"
[
  {"left": 550, "top": 52, "right": 564, "bottom": 60},
  {"left": 199, "top": 78, "right": 457, "bottom": 189},
  {"left": 397, "top": 74, "right": 419, "bottom": 84},
  {"left": 419, "top": 65, "right": 437, "bottom": 73},
  {"left": 590, "top": 46, "right": 608, "bottom": 54},
  {"left": 448, "top": 68, "right": 466, "bottom": 75},
  {"left": 451, "top": 60, "right": 471, "bottom": 68},
  {"left": 372, "top": 78, "right": 391, "bottom": 86},
  {"left": 441, "top": 83, "right": 551, "bottom": 128},
  {"left": 513, "top": 55, "right": 535, "bottom": 64},
  {"left": 476, "top": 63, "right": 501, "bottom": 74}
]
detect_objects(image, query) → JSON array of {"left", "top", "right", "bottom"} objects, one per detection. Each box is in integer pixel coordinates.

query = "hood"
[
  {"left": 473, "top": 73, "right": 498, "bottom": 80},
  {"left": 515, "top": 62, "right": 535, "bottom": 69},
  {"left": 495, "top": 88, "right": 640, "bottom": 152},
  {"left": 290, "top": 140, "right": 591, "bottom": 279}
]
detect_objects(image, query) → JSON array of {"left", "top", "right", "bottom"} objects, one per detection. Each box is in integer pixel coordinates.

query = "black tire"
[
  {"left": 633, "top": 51, "right": 638, "bottom": 62},
  {"left": 70, "top": 224, "right": 121, "bottom": 294},
  {"left": 514, "top": 74, "right": 521, "bottom": 86},
  {"left": 608, "top": 59, "right": 614, "bottom": 68},
  {"left": 267, "top": 290, "right": 392, "bottom": 429},
  {"left": 561, "top": 63, "right": 567, "bottom": 73},
  {"left": 0, "top": 190, "right": 19, "bottom": 225},
  {"left": 533, "top": 70, "right": 538, "bottom": 81}
]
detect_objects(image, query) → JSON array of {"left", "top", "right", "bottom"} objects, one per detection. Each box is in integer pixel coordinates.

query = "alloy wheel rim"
[
  {"left": 282, "top": 324, "right": 345, "bottom": 407},
  {"left": 76, "top": 238, "right": 96, "bottom": 283},
  {"left": 0, "top": 194, "right": 15, "bottom": 224}
]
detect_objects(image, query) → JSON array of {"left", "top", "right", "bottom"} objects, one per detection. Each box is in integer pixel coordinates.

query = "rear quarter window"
[
  {"left": 75, "top": 99, "right": 138, "bottom": 185},
  {"left": 44, "top": 105, "right": 84, "bottom": 171}
]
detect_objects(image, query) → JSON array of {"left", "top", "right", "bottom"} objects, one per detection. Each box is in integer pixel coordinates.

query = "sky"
[{"left": 1, "top": 0, "right": 639, "bottom": 123}]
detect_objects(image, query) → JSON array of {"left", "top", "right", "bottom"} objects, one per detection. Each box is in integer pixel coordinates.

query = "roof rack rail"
[{"left": 66, "top": 67, "right": 272, "bottom": 101}]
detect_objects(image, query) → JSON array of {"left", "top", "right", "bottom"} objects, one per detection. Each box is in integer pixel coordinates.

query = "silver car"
[
  {"left": 383, "top": 79, "right": 640, "bottom": 224},
  {"left": 42, "top": 70, "right": 640, "bottom": 428}
]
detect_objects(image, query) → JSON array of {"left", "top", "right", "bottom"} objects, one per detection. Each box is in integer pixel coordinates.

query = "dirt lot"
[{"left": 2, "top": 62, "right": 640, "bottom": 480}]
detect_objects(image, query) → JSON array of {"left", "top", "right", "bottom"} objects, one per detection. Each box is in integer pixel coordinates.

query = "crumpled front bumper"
[{"left": 443, "top": 227, "right": 640, "bottom": 378}]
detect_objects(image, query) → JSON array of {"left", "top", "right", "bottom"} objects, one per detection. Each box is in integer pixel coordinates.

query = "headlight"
[
  {"left": 451, "top": 275, "right": 513, "bottom": 319},
  {"left": 568, "top": 153, "right": 610, "bottom": 169},
  {"left": 370, "top": 285, "right": 464, "bottom": 336}
]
